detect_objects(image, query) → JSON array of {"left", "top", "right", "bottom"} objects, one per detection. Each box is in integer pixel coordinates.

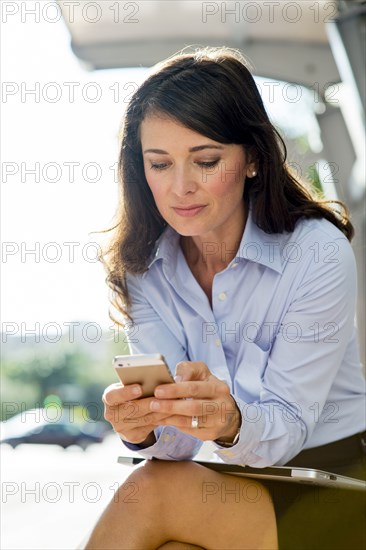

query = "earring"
[{"left": 251, "top": 170, "right": 257, "bottom": 177}]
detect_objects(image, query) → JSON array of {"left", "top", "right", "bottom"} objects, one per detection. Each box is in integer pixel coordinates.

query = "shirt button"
[
  {"left": 218, "top": 292, "right": 227, "bottom": 301},
  {"left": 215, "top": 338, "right": 221, "bottom": 348},
  {"left": 231, "top": 262, "right": 239, "bottom": 269}
]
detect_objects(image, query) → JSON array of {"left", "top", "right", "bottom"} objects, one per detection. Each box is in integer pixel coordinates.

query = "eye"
[
  {"left": 198, "top": 160, "right": 220, "bottom": 168},
  {"left": 148, "top": 159, "right": 220, "bottom": 171},
  {"left": 149, "top": 163, "right": 169, "bottom": 171}
]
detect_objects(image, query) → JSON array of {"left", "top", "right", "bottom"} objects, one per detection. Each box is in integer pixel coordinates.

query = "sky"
[
  {"left": 1, "top": 4, "right": 324, "bottom": 334},
  {"left": 1, "top": 9, "right": 148, "bottom": 332}
]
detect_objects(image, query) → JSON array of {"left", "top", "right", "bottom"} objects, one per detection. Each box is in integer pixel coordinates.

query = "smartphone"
[{"left": 113, "top": 353, "right": 175, "bottom": 397}]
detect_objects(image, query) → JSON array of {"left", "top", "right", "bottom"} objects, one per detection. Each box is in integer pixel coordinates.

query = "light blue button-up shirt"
[{"left": 123, "top": 210, "right": 366, "bottom": 466}]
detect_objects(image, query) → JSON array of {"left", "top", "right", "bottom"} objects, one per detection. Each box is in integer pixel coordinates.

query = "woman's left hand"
[{"left": 148, "top": 361, "right": 242, "bottom": 441}]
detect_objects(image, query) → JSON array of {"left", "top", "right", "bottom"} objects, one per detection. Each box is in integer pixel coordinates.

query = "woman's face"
[{"left": 140, "top": 114, "right": 255, "bottom": 240}]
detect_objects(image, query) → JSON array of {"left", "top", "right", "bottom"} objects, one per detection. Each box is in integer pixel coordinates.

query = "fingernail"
[
  {"left": 155, "top": 388, "right": 165, "bottom": 398},
  {"left": 132, "top": 386, "right": 142, "bottom": 396},
  {"left": 174, "top": 375, "right": 182, "bottom": 383},
  {"left": 150, "top": 401, "right": 160, "bottom": 411}
]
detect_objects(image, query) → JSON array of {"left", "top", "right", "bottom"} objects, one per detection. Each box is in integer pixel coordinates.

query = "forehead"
[
  {"left": 139, "top": 114, "right": 247, "bottom": 160},
  {"left": 140, "top": 115, "right": 215, "bottom": 146}
]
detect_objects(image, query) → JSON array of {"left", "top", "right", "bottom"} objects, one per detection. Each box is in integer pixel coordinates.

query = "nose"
[{"left": 171, "top": 164, "right": 198, "bottom": 197}]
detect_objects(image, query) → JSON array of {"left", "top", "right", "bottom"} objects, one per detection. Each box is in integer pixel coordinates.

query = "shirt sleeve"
[
  {"left": 120, "top": 273, "right": 203, "bottom": 461},
  {"left": 214, "top": 236, "right": 359, "bottom": 466}
]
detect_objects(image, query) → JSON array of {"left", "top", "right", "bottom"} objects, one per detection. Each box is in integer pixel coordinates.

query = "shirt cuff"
[
  {"left": 121, "top": 426, "right": 203, "bottom": 461},
  {"left": 213, "top": 395, "right": 266, "bottom": 464}
]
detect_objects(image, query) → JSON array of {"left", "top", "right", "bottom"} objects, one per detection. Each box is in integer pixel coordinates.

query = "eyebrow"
[{"left": 143, "top": 144, "right": 225, "bottom": 154}]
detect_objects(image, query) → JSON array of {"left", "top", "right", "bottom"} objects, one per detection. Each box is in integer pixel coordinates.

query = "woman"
[{"left": 85, "top": 47, "right": 366, "bottom": 549}]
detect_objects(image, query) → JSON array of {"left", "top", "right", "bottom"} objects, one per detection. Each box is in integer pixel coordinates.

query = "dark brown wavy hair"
[{"left": 101, "top": 46, "right": 354, "bottom": 324}]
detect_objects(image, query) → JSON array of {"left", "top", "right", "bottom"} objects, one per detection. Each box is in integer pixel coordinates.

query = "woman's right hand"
[{"left": 102, "top": 382, "right": 169, "bottom": 445}]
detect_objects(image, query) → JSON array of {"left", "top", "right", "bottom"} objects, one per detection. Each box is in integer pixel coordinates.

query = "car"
[{"left": 0, "top": 408, "right": 108, "bottom": 450}]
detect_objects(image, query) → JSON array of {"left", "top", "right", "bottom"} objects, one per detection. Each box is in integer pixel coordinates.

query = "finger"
[
  {"left": 175, "top": 361, "right": 211, "bottom": 382},
  {"left": 154, "top": 414, "right": 215, "bottom": 434},
  {"left": 106, "top": 401, "right": 172, "bottom": 428},
  {"left": 105, "top": 397, "right": 164, "bottom": 424},
  {"left": 154, "top": 379, "right": 230, "bottom": 400},
  {"left": 103, "top": 383, "right": 143, "bottom": 406},
  {"left": 104, "top": 397, "right": 154, "bottom": 427},
  {"left": 150, "top": 397, "right": 223, "bottom": 418}
]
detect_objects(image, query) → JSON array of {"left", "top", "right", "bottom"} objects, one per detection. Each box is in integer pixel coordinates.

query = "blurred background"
[{"left": 1, "top": 1, "right": 365, "bottom": 548}]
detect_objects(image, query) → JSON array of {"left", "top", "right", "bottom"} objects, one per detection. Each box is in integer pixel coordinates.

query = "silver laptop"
[{"left": 117, "top": 456, "right": 366, "bottom": 490}]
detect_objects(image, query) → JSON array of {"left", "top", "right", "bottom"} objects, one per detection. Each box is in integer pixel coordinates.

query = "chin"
[{"left": 170, "top": 221, "right": 206, "bottom": 237}]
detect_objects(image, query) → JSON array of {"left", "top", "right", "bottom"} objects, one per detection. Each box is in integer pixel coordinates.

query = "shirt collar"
[
  {"left": 235, "top": 208, "right": 285, "bottom": 273},
  {"left": 144, "top": 207, "right": 285, "bottom": 277},
  {"left": 144, "top": 225, "right": 180, "bottom": 279}
]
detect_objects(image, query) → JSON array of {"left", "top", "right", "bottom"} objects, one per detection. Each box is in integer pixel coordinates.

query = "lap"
[
  {"left": 111, "top": 439, "right": 365, "bottom": 550},
  {"left": 121, "top": 459, "right": 278, "bottom": 549},
  {"left": 138, "top": 442, "right": 365, "bottom": 550}
]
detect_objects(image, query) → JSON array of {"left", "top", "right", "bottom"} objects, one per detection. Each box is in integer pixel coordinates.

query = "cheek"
[
  {"left": 145, "top": 174, "right": 162, "bottom": 200},
  {"left": 209, "top": 167, "right": 245, "bottom": 199},
  {"left": 146, "top": 179, "right": 169, "bottom": 213}
]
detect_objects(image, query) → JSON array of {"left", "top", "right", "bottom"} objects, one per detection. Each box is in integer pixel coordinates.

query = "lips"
[{"left": 172, "top": 205, "right": 207, "bottom": 217}]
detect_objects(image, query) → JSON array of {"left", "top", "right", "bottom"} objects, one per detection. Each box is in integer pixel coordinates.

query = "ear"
[
  {"left": 245, "top": 147, "right": 258, "bottom": 178},
  {"left": 246, "top": 165, "right": 257, "bottom": 178}
]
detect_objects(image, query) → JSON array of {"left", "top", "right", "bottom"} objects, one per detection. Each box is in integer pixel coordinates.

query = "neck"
[{"left": 181, "top": 203, "right": 247, "bottom": 274}]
